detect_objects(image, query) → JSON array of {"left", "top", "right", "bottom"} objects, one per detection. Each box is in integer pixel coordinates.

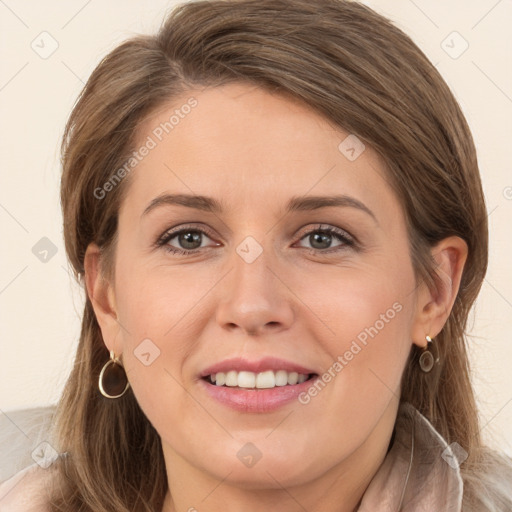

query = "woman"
[{"left": 1, "top": 0, "right": 511, "bottom": 510}]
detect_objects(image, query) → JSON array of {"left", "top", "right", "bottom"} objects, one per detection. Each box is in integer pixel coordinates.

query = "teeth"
[
  {"left": 208, "top": 370, "right": 312, "bottom": 388},
  {"left": 275, "top": 370, "right": 288, "bottom": 386},
  {"left": 225, "top": 370, "right": 238, "bottom": 387}
]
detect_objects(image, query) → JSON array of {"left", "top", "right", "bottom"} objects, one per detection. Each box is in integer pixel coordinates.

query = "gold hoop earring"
[
  {"left": 419, "top": 335, "right": 439, "bottom": 373},
  {"left": 98, "top": 350, "right": 130, "bottom": 398}
]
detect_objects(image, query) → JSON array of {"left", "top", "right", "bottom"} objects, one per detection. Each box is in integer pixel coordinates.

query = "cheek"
[
  {"left": 302, "top": 263, "right": 413, "bottom": 349},
  {"left": 334, "top": 299, "right": 412, "bottom": 399},
  {"left": 113, "top": 257, "right": 208, "bottom": 335},
  {"left": 112, "top": 264, "right": 217, "bottom": 425},
  {"left": 299, "top": 258, "right": 415, "bottom": 406}
]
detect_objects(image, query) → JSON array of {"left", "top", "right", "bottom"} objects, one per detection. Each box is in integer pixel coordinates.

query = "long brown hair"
[{"left": 51, "top": 0, "right": 511, "bottom": 510}]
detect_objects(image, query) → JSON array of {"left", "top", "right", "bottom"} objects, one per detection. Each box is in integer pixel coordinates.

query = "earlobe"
[
  {"left": 84, "top": 243, "right": 119, "bottom": 351},
  {"left": 411, "top": 236, "right": 468, "bottom": 347}
]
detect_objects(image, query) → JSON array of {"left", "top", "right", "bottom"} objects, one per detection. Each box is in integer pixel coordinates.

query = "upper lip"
[{"left": 200, "top": 357, "right": 318, "bottom": 378}]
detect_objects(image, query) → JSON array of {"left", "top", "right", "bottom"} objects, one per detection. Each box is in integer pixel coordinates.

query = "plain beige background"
[{"left": 1, "top": 0, "right": 511, "bottom": 456}]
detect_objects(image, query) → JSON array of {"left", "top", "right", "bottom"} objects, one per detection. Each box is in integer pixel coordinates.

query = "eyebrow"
[{"left": 141, "top": 193, "right": 377, "bottom": 223}]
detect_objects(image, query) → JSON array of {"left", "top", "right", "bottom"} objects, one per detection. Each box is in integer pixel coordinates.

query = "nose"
[{"left": 215, "top": 246, "right": 295, "bottom": 336}]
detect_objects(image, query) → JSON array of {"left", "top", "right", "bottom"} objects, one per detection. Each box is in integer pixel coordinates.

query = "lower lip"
[{"left": 199, "top": 375, "right": 320, "bottom": 413}]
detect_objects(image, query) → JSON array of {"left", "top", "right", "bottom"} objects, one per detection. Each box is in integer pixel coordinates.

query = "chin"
[{"left": 198, "top": 443, "right": 328, "bottom": 490}]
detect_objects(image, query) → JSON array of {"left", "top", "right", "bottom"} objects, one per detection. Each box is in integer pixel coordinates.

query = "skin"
[{"left": 85, "top": 82, "right": 467, "bottom": 512}]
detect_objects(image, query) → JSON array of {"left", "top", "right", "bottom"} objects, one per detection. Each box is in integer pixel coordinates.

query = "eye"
[
  {"left": 155, "top": 225, "right": 219, "bottom": 255},
  {"left": 294, "top": 224, "right": 355, "bottom": 253}
]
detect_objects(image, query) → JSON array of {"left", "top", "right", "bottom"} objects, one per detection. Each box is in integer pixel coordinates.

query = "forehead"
[{"left": 121, "top": 82, "right": 398, "bottom": 222}]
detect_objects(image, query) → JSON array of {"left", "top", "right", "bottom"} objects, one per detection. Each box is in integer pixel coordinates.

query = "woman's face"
[{"left": 93, "top": 83, "right": 431, "bottom": 491}]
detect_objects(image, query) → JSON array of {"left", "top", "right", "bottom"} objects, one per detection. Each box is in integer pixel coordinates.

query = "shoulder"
[
  {"left": 462, "top": 448, "right": 512, "bottom": 511},
  {"left": 0, "top": 464, "right": 53, "bottom": 512}
]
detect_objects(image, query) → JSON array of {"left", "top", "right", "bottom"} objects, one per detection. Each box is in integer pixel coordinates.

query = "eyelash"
[{"left": 155, "top": 223, "right": 356, "bottom": 256}]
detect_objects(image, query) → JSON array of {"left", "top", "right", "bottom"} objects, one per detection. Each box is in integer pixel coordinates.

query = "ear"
[
  {"left": 411, "top": 236, "right": 468, "bottom": 348},
  {"left": 84, "top": 243, "right": 120, "bottom": 353}
]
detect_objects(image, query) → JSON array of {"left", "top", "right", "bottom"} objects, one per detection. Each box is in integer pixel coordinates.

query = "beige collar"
[{"left": 358, "top": 401, "right": 464, "bottom": 512}]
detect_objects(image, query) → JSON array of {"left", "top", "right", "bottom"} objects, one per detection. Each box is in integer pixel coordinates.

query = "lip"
[
  {"left": 199, "top": 374, "right": 320, "bottom": 413},
  {"left": 199, "top": 356, "right": 317, "bottom": 378}
]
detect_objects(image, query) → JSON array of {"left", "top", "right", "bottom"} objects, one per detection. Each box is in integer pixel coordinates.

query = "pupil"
[
  {"left": 311, "top": 232, "right": 331, "bottom": 249},
  {"left": 180, "top": 231, "right": 201, "bottom": 249}
]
